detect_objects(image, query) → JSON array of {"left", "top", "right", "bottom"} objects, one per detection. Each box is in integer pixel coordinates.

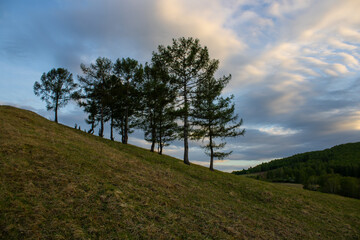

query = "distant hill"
[
  {"left": 233, "top": 143, "right": 360, "bottom": 198},
  {"left": 1, "top": 105, "right": 360, "bottom": 239}
]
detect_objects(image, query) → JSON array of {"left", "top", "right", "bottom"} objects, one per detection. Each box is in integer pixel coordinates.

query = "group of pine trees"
[{"left": 33, "top": 37, "right": 245, "bottom": 170}]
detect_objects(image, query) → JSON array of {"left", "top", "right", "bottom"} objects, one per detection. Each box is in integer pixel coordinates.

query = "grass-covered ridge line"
[{"left": 1, "top": 105, "right": 360, "bottom": 239}]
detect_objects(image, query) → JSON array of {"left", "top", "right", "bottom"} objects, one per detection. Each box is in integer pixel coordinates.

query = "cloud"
[
  {"left": 268, "top": 0, "right": 312, "bottom": 17},
  {"left": 257, "top": 126, "right": 300, "bottom": 136},
  {"left": 193, "top": 159, "right": 273, "bottom": 172},
  {"left": 331, "top": 110, "right": 360, "bottom": 132},
  {"left": 328, "top": 38, "right": 357, "bottom": 51},
  {"left": 338, "top": 27, "right": 360, "bottom": 43},
  {"left": 156, "top": 0, "right": 245, "bottom": 61},
  {"left": 338, "top": 52, "right": 360, "bottom": 69}
]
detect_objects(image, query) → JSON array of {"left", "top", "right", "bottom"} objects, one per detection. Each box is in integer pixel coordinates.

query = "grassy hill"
[
  {"left": 232, "top": 143, "right": 360, "bottom": 199},
  {"left": 1, "top": 105, "right": 360, "bottom": 239}
]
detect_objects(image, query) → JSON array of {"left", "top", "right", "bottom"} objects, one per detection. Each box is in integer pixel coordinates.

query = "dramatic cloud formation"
[{"left": 1, "top": 0, "right": 360, "bottom": 171}]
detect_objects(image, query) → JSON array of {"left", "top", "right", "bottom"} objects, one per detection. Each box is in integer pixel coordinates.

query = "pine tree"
[
  {"left": 113, "top": 58, "right": 143, "bottom": 144},
  {"left": 103, "top": 75, "right": 124, "bottom": 141},
  {"left": 77, "top": 57, "right": 113, "bottom": 137},
  {"left": 153, "top": 37, "right": 219, "bottom": 165},
  {"left": 140, "top": 63, "right": 161, "bottom": 152},
  {"left": 33, "top": 68, "right": 77, "bottom": 123},
  {"left": 84, "top": 99, "right": 98, "bottom": 134},
  {"left": 157, "top": 107, "right": 177, "bottom": 155},
  {"left": 193, "top": 76, "right": 245, "bottom": 171},
  {"left": 140, "top": 62, "right": 177, "bottom": 153}
]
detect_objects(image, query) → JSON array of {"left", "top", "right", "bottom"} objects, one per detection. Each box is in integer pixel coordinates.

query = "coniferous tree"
[
  {"left": 103, "top": 75, "right": 124, "bottom": 141},
  {"left": 84, "top": 99, "right": 98, "bottom": 134},
  {"left": 113, "top": 57, "right": 143, "bottom": 144},
  {"left": 193, "top": 76, "right": 245, "bottom": 171},
  {"left": 140, "top": 63, "right": 160, "bottom": 152},
  {"left": 157, "top": 107, "right": 177, "bottom": 155},
  {"left": 154, "top": 37, "right": 219, "bottom": 165},
  {"left": 77, "top": 57, "right": 113, "bottom": 137},
  {"left": 140, "top": 62, "right": 177, "bottom": 153},
  {"left": 33, "top": 68, "right": 77, "bottom": 123}
]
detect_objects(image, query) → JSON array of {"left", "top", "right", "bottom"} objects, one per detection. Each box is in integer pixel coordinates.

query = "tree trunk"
[
  {"left": 183, "top": 83, "right": 190, "bottom": 165},
  {"left": 158, "top": 120, "right": 162, "bottom": 154},
  {"left": 124, "top": 107, "right": 128, "bottom": 144},
  {"left": 121, "top": 119, "right": 126, "bottom": 144},
  {"left": 151, "top": 141, "right": 155, "bottom": 152},
  {"left": 159, "top": 125, "right": 163, "bottom": 155},
  {"left": 54, "top": 108, "right": 58, "bottom": 123},
  {"left": 183, "top": 116, "right": 189, "bottom": 164},
  {"left": 54, "top": 97, "right": 59, "bottom": 123},
  {"left": 159, "top": 143, "right": 163, "bottom": 155},
  {"left": 99, "top": 105, "right": 104, "bottom": 137},
  {"left": 124, "top": 80, "right": 129, "bottom": 144},
  {"left": 150, "top": 120, "right": 155, "bottom": 152},
  {"left": 88, "top": 122, "right": 94, "bottom": 134},
  {"left": 110, "top": 115, "right": 114, "bottom": 141},
  {"left": 209, "top": 133, "right": 214, "bottom": 171}
]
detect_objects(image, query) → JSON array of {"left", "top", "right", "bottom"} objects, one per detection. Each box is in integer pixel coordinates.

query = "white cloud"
[
  {"left": 232, "top": 10, "right": 274, "bottom": 28},
  {"left": 338, "top": 52, "right": 360, "bottom": 69},
  {"left": 338, "top": 27, "right": 360, "bottom": 43},
  {"left": 227, "top": 0, "right": 360, "bottom": 116},
  {"left": 269, "top": 91, "right": 305, "bottom": 114},
  {"left": 268, "top": 0, "right": 312, "bottom": 17},
  {"left": 192, "top": 158, "right": 273, "bottom": 172},
  {"left": 324, "top": 69, "right": 339, "bottom": 77},
  {"left": 336, "top": 111, "right": 360, "bottom": 132},
  {"left": 332, "top": 63, "right": 349, "bottom": 74},
  {"left": 328, "top": 38, "right": 357, "bottom": 51},
  {"left": 301, "top": 56, "right": 327, "bottom": 66},
  {"left": 258, "top": 126, "right": 300, "bottom": 136},
  {"left": 156, "top": 0, "right": 245, "bottom": 61}
]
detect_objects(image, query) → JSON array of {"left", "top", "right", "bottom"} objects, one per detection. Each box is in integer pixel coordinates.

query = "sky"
[{"left": 1, "top": 0, "right": 360, "bottom": 172}]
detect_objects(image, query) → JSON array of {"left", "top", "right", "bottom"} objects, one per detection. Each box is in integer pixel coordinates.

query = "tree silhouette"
[
  {"left": 113, "top": 58, "right": 143, "bottom": 144},
  {"left": 34, "top": 68, "right": 77, "bottom": 123},
  {"left": 139, "top": 62, "right": 177, "bottom": 153},
  {"left": 193, "top": 76, "right": 245, "bottom": 171},
  {"left": 154, "top": 37, "right": 220, "bottom": 165},
  {"left": 77, "top": 57, "right": 113, "bottom": 137}
]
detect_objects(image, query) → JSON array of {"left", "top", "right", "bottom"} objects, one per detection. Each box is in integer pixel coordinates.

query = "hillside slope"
[{"left": 1, "top": 105, "right": 360, "bottom": 239}]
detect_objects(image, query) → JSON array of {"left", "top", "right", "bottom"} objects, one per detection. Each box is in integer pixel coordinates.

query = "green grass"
[{"left": 1, "top": 105, "right": 360, "bottom": 239}]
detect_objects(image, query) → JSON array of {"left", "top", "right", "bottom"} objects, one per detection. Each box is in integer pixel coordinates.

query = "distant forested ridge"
[{"left": 232, "top": 142, "right": 360, "bottom": 199}]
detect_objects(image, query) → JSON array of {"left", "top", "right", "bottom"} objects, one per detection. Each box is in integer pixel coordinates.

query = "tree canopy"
[
  {"left": 77, "top": 57, "right": 113, "bottom": 137},
  {"left": 193, "top": 75, "right": 245, "bottom": 170},
  {"left": 113, "top": 58, "right": 143, "bottom": 144},
  {"left": 139, "top": 61, "right": 177, "bottom": 154},
  {"left": 153, "top": 37, "right": 223, "bottom": 165},
  {"left": 33, "top": 68, "right": 77, "bottom": 123}
]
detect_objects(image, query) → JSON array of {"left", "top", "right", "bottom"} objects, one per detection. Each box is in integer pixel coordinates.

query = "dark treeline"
[
  {"left": 233, "top": 142, "right": 360, "bottom": 199},
  {"left": 34, "top": 37, "right": 245, "bottom": 170}
]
